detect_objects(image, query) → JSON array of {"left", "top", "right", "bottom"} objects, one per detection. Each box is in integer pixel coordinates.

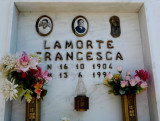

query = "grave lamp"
[{"left": 74, "top": 77, "right": 89, "bottom": 111}]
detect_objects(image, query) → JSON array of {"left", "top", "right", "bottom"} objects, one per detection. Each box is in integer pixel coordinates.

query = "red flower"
[
  {"left": 135, "top": 70, "right": 148, "bottom": 81},
  {"left": 21, "top": 72, "right": 26, "bottom": 78},
  {"left": 34, "top": 88, "right": 42, "bottom": 96},
  {"left": 30, "top": 66, "right": 43, "bottom": 79},
  {"left": 33, "top": 80, "right": 43, "bottom": 96}
]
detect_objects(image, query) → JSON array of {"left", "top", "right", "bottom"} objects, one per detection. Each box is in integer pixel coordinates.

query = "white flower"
[
  {"left": 116, "top": 66, "right": 122, "bottom": 72},
  {"left": 61, "top": 117, "right": 70, "bottom": 121},
  {"left": 30, "top": 53, "right": 42, "bottom": 63},
  {"left": 1, "top": 79, "right": 18, "bottom": 101},
  {"left": 0, "top": 55, "right": 16, "bottom": 76}
]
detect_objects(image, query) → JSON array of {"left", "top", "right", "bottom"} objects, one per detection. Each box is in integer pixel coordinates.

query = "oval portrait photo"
[
  {"left": 36, "top": 15, "right": 53, "bottom": 36},
  {"left": 72, "top": 16, "right": 89, "bottom": 37}
]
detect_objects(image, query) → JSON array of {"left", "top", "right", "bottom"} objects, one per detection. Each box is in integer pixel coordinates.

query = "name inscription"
[{"left": 37, "top": 39, "right": 123, "bottom": 78}]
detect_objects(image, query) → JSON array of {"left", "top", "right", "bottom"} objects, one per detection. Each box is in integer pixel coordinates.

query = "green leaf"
[
  {"left": 15, "top": 86, "right": 26, "bottom": 99},
  {"left": 119, "top": 90, "right": 125, "bottom": 95},
  {"left": 41, "top": 89, "right": 47, "bottom": 100}
]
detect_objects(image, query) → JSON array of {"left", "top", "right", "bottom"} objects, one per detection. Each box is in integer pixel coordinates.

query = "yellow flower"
[
  {"left": 113, "top": 74, "right": 121, "bottom": 81},
  {"left": 104, "top": 77, "right": 111, "bottom": 87},
  {"left": 104, "top": 77, "right": 108, "bottom": 85},
  {"left": 24, "top": 90, "right": 33, "bottom": 103}
]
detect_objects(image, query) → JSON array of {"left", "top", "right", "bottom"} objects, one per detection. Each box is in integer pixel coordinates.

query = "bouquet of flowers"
[
  {"left": 104, "top": 66, "right": 148, "bottom": 95},
  {"left": 0, "top": 51, "right": 52, "bottom": 102}
]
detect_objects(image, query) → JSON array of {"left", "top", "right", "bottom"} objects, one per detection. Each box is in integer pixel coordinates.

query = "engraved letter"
[
  {"left": 55, "top": 52, "right": 63, "bottom": 61},
  {"left": 96, "top": 40, "right": 104, "bottom": 49},
  {"left": 54, "top": 41, "right": 61, "bottom": 49}
]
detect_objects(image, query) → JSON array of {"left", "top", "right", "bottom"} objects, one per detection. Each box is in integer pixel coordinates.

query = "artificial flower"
[
  {"left": 2, "top": 79, "right": 18, "bottom": 101},
  {"left": 113, "top": 74, "right": 121, "bottom": 81},
  {"left": 34, "top": 80, "right": 43, "bottom": 96},
  {"left": 141, "top": 82, "right": 148, "bottom": 88},
  {"left": 15, "top": 51, "right": 39, "bottom": 72},
  {"left": 0, "top": 55, "right": 16, "bottom": 76},
  {"left": 21, "top": 72, "right": 26, "bottom": 78},
  {"left": 24, "top": 90, "right": 33, "bottom": 103},
  {"left": 124, "top": 76, "right": 130, "bottom": 81},
  {"left": 29, "top": 58, "right": 39, "bottom": 70},
  {"left": 117, "top": 66, "right": 122, "bottom": 73},
  {"left": 104, "top": 66, "right": 149, "bottom": 95},
  {"left": 34, "top": 80, "right": 43, "bottom": 89},
  {"left": 104, "top": 77, "right": 109, "bottom": 86},
  {"left": 135, "top": 69, "right": 148, "bottom": 81},
  {"left": 0, "top": 51, "right": 49, "bottom": 102},
  {"left": 126, "top": 70, "right": 131, "bottom": 76},
  {"left": 130, "top": 79, "right": 136, "bottom": 86},
  {"left": 30, "top": 53, "right": 42, "bottom": 63},
  {"left": 43, "top": 70, "right": 52, "bottom": 82},
  {"left": 15, "top": 51, "right": 31, "bottom": 72},
  {"left": 34, "top": 88, "right": 42, "bottom": 96},
  {"left": 106, "top": 73, "right": 113, "bottom": 81},
  {"left": 30, "top": 66, "right": 43, "bottom": 79},
  {"left": 121, "top": 81, "right": 128, "bottom": 87},
  {"left": 138, "top": 81, "right": 143, "bottom": 86},
  {"left": 135, "top": 76, "right": 141, "bottom": 83}
]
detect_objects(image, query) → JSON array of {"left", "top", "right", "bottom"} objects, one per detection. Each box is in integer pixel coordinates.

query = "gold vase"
[
  {"left": 121, "top": 94, "right": 138, "bottom": 121},
  {"left": 26, "top": 97, "right": 41, "bottom": 121}
]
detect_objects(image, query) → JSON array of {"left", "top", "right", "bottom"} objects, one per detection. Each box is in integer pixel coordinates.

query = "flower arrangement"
[
  {"left": 104, "top": 66, "right": 148, "bottom": 95},
  {"left": 0, "top": 51, "right": 52, "bottom": 102}
]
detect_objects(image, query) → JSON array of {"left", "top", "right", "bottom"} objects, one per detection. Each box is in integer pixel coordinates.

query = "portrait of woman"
[{"left": 36, "top": 15, "right": 53, "bottom": 36}]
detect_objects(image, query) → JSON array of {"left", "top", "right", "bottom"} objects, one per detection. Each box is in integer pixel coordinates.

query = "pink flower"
[
  {"left": 15, "top": 51, "right": 30, "bottom": 72},
  {"left": 43, "top": 70, "right": 52, "bottom": 82},
  {"left": 117, "top": 66, "right": 122, "bottom": 72},
  {"left": 107, "top": 73, "right": 113, "bottom": 81},
  {"left": 135, "top": 76, "right": 141, "bottom": 83},
  {"left": 124, "top": 76, "right": 130, "bottom": 81},
  {"left": 130, "top": 79, "right": 136, "bottom": 86},
  {"left": 126, "top": 70, "right": 131, "bottom": 76},
  {"left": 121, "top": 81, "right": 128, "bottom": 88},
  {"left": 15, "top": 51, "right": 39, "bottom": 72},
  {"left": 141, "top": 82, "right": 148, "bottom": 88}
]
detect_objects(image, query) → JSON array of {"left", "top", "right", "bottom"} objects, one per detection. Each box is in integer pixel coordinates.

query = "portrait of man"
[
  {"left": 72, "top": 16, "right": 89, "bottom": 37},
  {"left": 36, "top": 15, "right": 53, "bottom": 36},
  {"left": 75, "top": 19, "right": 86, "bottom": 34}
]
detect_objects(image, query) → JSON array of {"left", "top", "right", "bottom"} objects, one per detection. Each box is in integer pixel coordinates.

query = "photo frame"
[
  {"left": 36, "top": 15, "right": 53, "bottom": 36},
  {"left": 72, "top": 16, "right": 89, "bottom": 37}
]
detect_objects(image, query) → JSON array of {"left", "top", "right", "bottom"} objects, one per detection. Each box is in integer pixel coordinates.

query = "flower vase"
[
  {"left": 26, "top": 97, "right": 41, "bottom": 121},
  {"left": 121, "top": 94, "right": 138, "bottom": 121}
]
